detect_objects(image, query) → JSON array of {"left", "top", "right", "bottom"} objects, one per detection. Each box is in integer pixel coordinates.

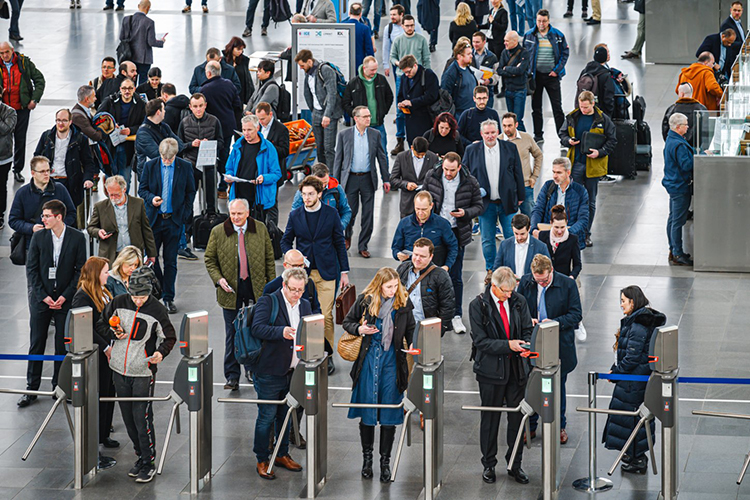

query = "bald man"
[
  {"left": 662, "top": 82, "right": 707, "bottom": 148},
  {"left": 263, "top": 249, "right": 322, "bottom": 315},
  {"left": 123, "top": 0, "right": 166, "bottom": 85}
]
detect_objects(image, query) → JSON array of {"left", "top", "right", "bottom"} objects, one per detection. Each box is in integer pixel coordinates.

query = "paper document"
[
  {"left": 109, "top": 126, "right": 127, "bottom": 147},
  {"left": 196, "top": 140, "right": 218, "bottom": 169},
  {"left": 223, "top": 174, "right": 254, "bottom": 183}
]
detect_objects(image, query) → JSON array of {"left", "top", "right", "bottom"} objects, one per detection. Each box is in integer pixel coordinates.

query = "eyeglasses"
[
  {"left": 358, "top": 114, "right": 372, "bottom": 119},
  {"left": 533, "top": 275, "right": 551, "bottom": 286},
  {"left": 301, "top": 191, "right": 319, "bottom": 198},
  {"left": 121, "top": 87, "right": 135, "bottom": 91},
  {"left": 286, "top": 286, "right": 305, "bottom": 294},
  {"left": 55, "top": 119, "right": 70, "bottom": 123}
]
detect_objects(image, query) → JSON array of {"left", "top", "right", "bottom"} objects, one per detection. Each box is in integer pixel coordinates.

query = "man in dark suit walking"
[
  {"left": 121, "top": 0, "right": 166, "bottom": 85},
  {"left": 20, "top": 199, "right": 86, "bottom": 407},
  {"left": 696, "top": 29, "right": 740, "bottom": 80},
  {"left": 138, "top": 138, "right": 196, "bottom": 313},
  {"left": 469, "top": 266, "right": 534, "bottom": 484},
  {"left": 721, "top": 1, "right": 745, "bottom": 44},
  {"left": 390, "top": 136, "right": 439, "bottom": 218},
  {"left": 494, "top": 213, "right": 550, "bottom": 277},
  {"left": 517, "top": 254, "right": 582, "bottom": 445},
  {"left": 332, "top": 105, "right": 390, "bottom": 257},
  {"left": 281, "top": 176, "right": 349, "bottom": 374}
]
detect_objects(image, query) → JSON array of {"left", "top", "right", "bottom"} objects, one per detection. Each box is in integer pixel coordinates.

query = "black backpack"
[
  {"left": 270, "top": 81, "right": 292, "bottom": 123},
  {"left": 574, "top": 72, "right": 598, "bottom": 109},
  {"left": 421, "top": 67, "right": 455, "bottom": 122},
  {"left": 269, "top": 0, "right": 292, "bottom": 24}
]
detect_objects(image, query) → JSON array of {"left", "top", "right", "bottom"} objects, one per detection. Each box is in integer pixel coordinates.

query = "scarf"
[
  {"left": 379, "top": 296, "right": 395, "bottom": 351},
  {"left": 549, "top": 228, "right": 570, "bottom": 253}
]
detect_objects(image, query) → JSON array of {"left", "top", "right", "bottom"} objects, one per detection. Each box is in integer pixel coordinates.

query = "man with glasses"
[
  {"left": 19, "top": 199, "right": 86, "bottom": 407},
  {"left": 469, "top": 266, "right": 534, "bottom": 484},
  {"left": 332, "top": 105, "right": 389, "bottom": 258},
  {"left": 205, "top": 198, "right": 276, "bottom": 391},
  {"left": 90, "top": 57, "right": 119, "bottom": 107},
  {"left": 457, "top": 86, "right": 500, "bottom": 144},
  {"left": 517, "top": 254, "right": 581, "bottom": 445},
  {"left": 34, "top": 109, "right": 96, "bottom": 229}
]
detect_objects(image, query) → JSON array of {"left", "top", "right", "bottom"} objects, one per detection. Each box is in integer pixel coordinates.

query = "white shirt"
[
  {"left": 514, "top": 238, "right": 529, "bottom": 277},
  {"left": 261, "top": 122, "right": 271, "bottom": 139},
  {"left": 557, "top": 182, "right": 569, "bottom": 207},
  {"left": 412, "top": 151, "right": 426, "bottom": 180},
  {"left": 440, "top": 174, "right": 460, "bottom": 228},
  {"left": 283, "top": 291, "right": 301, "bottom": 369},
  {"left": 52, "top": 226, "right": 66, "bottom": 267},
  {"left": 233, "top": 221, "right": 248, "bottom": 264},
  {"left": 484, "top": 142, "right": 501, "bottom": 201},
  {"left": 52, "top": 134, "right": 70, "bottom": 178},
  {"left": 307, "top": 73, "right": 323, "bottom": 111}
]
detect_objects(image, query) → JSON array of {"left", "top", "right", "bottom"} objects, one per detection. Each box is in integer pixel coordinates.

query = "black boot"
[
  {"left": 379, "top": 425, "right": 396, "bottom": 483},
  {"left": 360, "top": 422, "right": 375, "bottom": 479}
]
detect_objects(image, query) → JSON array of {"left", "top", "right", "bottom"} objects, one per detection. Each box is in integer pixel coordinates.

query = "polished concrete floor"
[{"left": 0, "top": 0, "right": 748, "bottom": 499}]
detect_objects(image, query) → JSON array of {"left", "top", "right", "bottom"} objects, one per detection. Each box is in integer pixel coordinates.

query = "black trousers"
[
  {"left": 479, "top": 375, "right": 526, "bottom": 469},
  {"left": 0, "top": 160, "right": 11, "bottom": 216},
  {"left": 344, "top": 173, "right": 375, "bottom": 252},
  {"left": 27, "top": 303, "right": 69, "bottom": 390},
  {"left": 13, "top": 108, "right": 30, "bottom": 174},
  {"left": 531, "top": 72, "right": 565, "bottom": 140},
  {"left": 113, "top": 372, "right": 157, "bottom": 463}
]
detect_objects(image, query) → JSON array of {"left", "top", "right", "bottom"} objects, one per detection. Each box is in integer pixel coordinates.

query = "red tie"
[
  {"left": 498, "top": 300, "right": 510, "bottom": 339},
  {"left": 238, "top": 229, "right": 249, "bottom": 280}
]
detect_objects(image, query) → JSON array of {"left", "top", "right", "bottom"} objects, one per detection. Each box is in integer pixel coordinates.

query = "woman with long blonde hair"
[
  {"left": 343, "top": 267, "right": 415, "bottom": 483},
  {"left": 449, "top": 2, "right": 479, "bottom": 46},
  {"left": 106, "top": 245, "right": 143, "bottom": 297}
]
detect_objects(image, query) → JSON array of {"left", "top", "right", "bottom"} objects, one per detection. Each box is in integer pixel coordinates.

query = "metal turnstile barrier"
[
  {"left": 577, "top": 325, "right": 679, "bottom": 500},
  {"left": 463, "top": 320, "right": 562, "bottom": 500},
  {"left": 691, "top": 410, "right": 750, "bottom": 484}
]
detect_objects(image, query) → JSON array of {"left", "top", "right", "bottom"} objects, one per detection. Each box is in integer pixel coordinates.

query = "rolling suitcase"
[
  {"left": 608, "top": 119, "right": 637, "bottom": 179},
  {"left": 192, "top": 163, "right": 227, "bottom": 250},
  {"left": 635, "top": 120, "right": 652, "bottom": 171}
]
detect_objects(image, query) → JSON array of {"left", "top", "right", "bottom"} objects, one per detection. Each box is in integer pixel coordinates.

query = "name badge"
[{"left": 48, "top": 267, "right": 57, "bottom": 280}]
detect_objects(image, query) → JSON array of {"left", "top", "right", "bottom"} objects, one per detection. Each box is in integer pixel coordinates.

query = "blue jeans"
[
  {"left": 151, "top": 218, "right": 181, "bottom": 302},
  {"left": 524, "top": 0, "right": 542, "bottom": 32},
  {"left": 362, "top": 0, "right": 383, "bottom": 32},
  {"left": 520, "top": 186, "right": 535, "bottom": 217},
  {"left": 506, "top": 0, "right": 518, "bottom": 32},
  {"left": 666, "top": 192, "right": 691, "bottom": 257},
  {"left": 448, "top": 235, "right": 466, "bottom": 317},
  {"left": 114, "top": 147, "right": 132, "bottom": 192},
  {"left": 253, "top": 372, "right": 292, "bottom": 463},
  {"left": 135, "top": 63, "right": 150, "bottom": 87},
  {"left": 178, "top": 224, "right": 190, "bottom": 250},
  {"left": 571, "top": 162, "right": 598, "bottom": 237},
  {"left": 478, "top": 202, "right": 515, "bottom": 270},
  {"left": 394, "top": 69, "right": 405, "bottom": 139},
  {"left": 246, "top": 0, "right": 270, "bottom": 30},
  {"left": 505, "top": 90, "right": 527, "bottom": 132},
  {"left": 373, "top": 124, "right": 388, "bottom": 159}
]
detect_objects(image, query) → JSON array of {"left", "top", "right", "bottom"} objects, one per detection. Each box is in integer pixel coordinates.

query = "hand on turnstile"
[{"left": 509, "top": 340, "right": 529, "bottom": 352}]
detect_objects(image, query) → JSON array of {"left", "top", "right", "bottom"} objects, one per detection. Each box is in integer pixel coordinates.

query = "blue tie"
[{"left": 539, "top": 287, "right": 548, "bottom": 321}]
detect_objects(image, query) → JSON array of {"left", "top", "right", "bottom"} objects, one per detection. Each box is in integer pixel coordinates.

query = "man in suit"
[
  {"left": 301, "top": 0, "right": 337, "bottom": 22},
  {"left": 135, "top": 99, "right": 185, "bottom": 179},
  {"left": 696, "top": 29, "right": 740, "bottom": 80},
  {"left": 333, "top": 105, "right": 389, "bottom": 258},
  {"left": 722, "top": 1, "right": 745, "bottom": 44},
  {"left": 290, "top": 162, "right": 352, "bottom": 233},
  {"left": 469, "top": 266, "right": 533, "bottom": 484},
  {"left": 517, "top": 254, "right": 582, "bottom": 445},
  {"left": 188, "top": 48, "right": 242, "bottom": 96},
  {"left": 343, "top": 3, "right": 375, "bottom": 71},
  {"left": 463, "top": 118, "right": 525, "bottom": 278},
  {"left": 20, "top": 199, "right": 86, "bottom": 407},
  {"left": 255, "top": 102, "right": 290, "bottom": 227},
  {"left": 251, "top": 267, "right": 311, "bottom": 479},
  {"left": 296, "top": 50, "right": 344, "bottom": 169},
  {"left": 87, "top": 175, "right": 157, "bottom": 265},
  {"left": 390, "top": 137, "right": 439, "bottom": 218},
  {"left": 122, "top": 0, "right": 166, "bottom": 85},
  {"left": 138, "top": 138, "right": 197, "bottom": 313},
  {"left": 281, "top": 176, "right": 350, "bottom": 374},
  {"left": 494, "top": 213, "right": 550, "bottom": 278}
]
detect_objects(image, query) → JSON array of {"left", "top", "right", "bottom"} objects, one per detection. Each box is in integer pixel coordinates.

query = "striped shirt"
[{"left": 536, "top": 34, "right": 555, "bottom": 73}]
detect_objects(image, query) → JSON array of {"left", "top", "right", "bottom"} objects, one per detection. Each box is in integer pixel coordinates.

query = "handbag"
[
  {"left": 9, "top": 197, "right": 47, "bottom": 266},
  {"left": 337, "top": 330, "right": 362, "bottom": 362},
  {"left": 581, "top": 131, "right": 607, "bottom": 155},
  {"left": 335, "top": 283, "right": 356, "bottom": 325},
  {"left": 0, "top": 1, "right": 9, "bottom": 20}
]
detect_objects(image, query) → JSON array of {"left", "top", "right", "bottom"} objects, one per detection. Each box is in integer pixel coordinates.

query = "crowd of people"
[{"left": 1, "top": 0, "right": 740, "bottom": 489}]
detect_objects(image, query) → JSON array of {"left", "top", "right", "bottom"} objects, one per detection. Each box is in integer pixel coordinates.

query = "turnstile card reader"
[
  {"left": 297, "top": 313, "right": 326, "bottom": 362},
  {"left": 65, "top": 306, "right": 94, "bottom": 354},
  {"left": 415, "top": 317, "right": 442, "bottom": 365},
  {"left": 179, "top": 310, "right": 209, "bottom": 357}
]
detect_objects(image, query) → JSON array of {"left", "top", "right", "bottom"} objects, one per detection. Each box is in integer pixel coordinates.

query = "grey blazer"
[
  {"left": 303, "top": 62, "right": 344, "bottom": 120},
  {"left": 121, "top": 11, "right": 164, "bottom": 65},
  {"left": 332, "top": 127, "right": 389, "bottom": 191},
  {"left": 303, "top": 0, "right": 337, "bottom": 22},
  {"left": 389, "top": 149, "right": 439, "bottom": 217}
]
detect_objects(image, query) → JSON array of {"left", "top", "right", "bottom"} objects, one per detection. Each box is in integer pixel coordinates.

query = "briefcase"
[{"left": 335, "top": 284, "right": 356, "bottom": 325}]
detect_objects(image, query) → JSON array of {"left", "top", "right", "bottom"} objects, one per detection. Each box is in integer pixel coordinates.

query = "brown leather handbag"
[{"left": 335, "top": 283, "right": 356, "bottom": 325}]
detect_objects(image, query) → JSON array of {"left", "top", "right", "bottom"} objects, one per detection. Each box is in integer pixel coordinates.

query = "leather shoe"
[
  {"left": 345, "top": 238, "right": 351, "bottom": 250},
  {"left": 101, "top": 437, "right": 120, "bottom": 448},
  {"left": 274, "top": 455, "right": 302, "bottom": 471},
  {"left": 328, "top": 357, "right": 336, "bottom": 375},
  {"left": 223, "top": 379, "right": 239, "bottom": 391},
  {"left": 560, "top": 429, "right": 569, "bottom": 445},
  {"left": 98, "top": 455, "right": 116, "bottom": 470},
  {"left": 482, "top": 467, "right": 496, "bottom": 483},
  {"left": 13, "top": 172, "right": 24, "bottom": 183},
  {"left": 256, "top": 461, "right": 275, "bottom": 480},
  {"left": 17, "top": 394, "right": 37, "bottom": 408},
  {"left": 585, "top": 237, "right": 593, "bottom": 247},
  {"left": 165, "top": 301, "right": 177, "bottom": 314},
  {"left": 508, "top": 467, "right": 530, "bottom": 484},
  {"left": 359, "top": 250, "right": 371, "bottom": 258}
]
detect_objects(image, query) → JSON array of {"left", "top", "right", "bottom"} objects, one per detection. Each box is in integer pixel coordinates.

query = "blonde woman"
[
  {"left": 106, "top": 245, "right": 143, "bottom": 297},
  {"left": 449, "top": 2, "right": 478, "bottom": 47},
  {"left": 480, "top": 0, "right": 509, "bottom": 59},
  {"left": 343, "top": 267, "right": 415, "bottom": 483}
]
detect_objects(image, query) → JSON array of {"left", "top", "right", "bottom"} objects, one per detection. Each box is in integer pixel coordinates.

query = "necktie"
[
  {"left": 498, "top": 300, "right": 510, "bottom": 339},
  {"left": 238, "top": 229, "right": 249, "bottom": 280},
  {"left": 539, "top": 287, "right": 548, "bottom": 321}
]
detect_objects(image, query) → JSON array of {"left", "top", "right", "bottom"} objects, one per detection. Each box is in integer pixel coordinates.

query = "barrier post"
[{"left": 572, "top": 371, "right": 613, "bottom": 493}]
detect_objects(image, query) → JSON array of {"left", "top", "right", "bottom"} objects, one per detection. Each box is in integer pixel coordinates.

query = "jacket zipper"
[{"left": 122, "top": 305, "right": 141, "bottom": 374}]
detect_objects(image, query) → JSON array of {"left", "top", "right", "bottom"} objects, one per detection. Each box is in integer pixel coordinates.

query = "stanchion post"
[{"left": 572, "top": 372, "right": 613, "bottom": 493}]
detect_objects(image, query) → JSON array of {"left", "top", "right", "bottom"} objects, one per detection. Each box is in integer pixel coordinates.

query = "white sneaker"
[
  {"left": 575, "top": 323, "right": 587, "bottom": 342},
  {"left": 452, "top": 316, "right": 467, "bottom": 334}
]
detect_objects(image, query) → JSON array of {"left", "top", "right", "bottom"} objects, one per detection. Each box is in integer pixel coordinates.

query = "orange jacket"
[{"left": 676, "top": 63, "right": 723, "bottom": 111}]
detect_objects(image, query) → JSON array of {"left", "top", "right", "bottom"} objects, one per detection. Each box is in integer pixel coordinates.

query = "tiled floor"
[{"left": 0, "top": 0, "right": 748, "bottom": 498}]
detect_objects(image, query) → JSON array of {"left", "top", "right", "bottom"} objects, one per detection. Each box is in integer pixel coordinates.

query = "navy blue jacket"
[
  {"left": 498, "top": 44, "right": 531, "bottom": 92},
  {"left": 33, "top": 125, "right": 96, "bottom": 207},
  {"left": 398, "top": 65, "right": 439, "bottom": 143},
  {"left": 252, "top": 289, "right": 313, "bottom": 377},
  {"left": 457, "top": 107, "right": 500, "bottom": 144},
  {"left": 188, "top": 60, "right": 242, "bottom": 96},
  {"left": 440, "top": 61, "right": 476, "bottom": 115},
  {"left": 721, "top": 15, "right": 745, "bottom": 44},
  {"left": 343, "top": 18, "right": 375, "bottom": 71},
  {"left": 200, "top": 76, "right": 242, "bottom": 139},
  {"left": 522, "top": 26, "right": 569, "bottom": 78},
  {"left": 138, "top": 156, "right": 197, "bottom": 227},
  {"left": 280, "top": 203, "right": 350, "bottom": 282},
  {"left": 8, "top": 181, "right": 76, "bottom": 251},
  {"left": 517, "top": 271, "right": 582, "bottom": 375},
  {"left": 662, "top": 130, "right": 693, "bottom": 195},
  {"left": 463, "top": 139, "right": 525, "bottom": 215},
  {"left": 696, "top": 33, "right": 740, "bottom": 79},
  {"left": 391, "top": 212, "right": 458, "bottom": 268},
  {"left": 493, "top": 236, "right": 551, "bottom": 276},
  {"left": 263, "top": 276, "right": 321, "bottom": 314},
  {"left": 134, "top": 118, "right": 185, "bottom": 178},
  {"left": 529, "top": 180, "right": 589, "bottom": 250}
]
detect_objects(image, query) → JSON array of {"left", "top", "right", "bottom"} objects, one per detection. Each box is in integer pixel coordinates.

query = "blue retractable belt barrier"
[
  {"left": 0, "top": 354, "right": 67, "bottom": 361},
  {"left": 597, "top": 373, "right": 750, "bottom": 385}
]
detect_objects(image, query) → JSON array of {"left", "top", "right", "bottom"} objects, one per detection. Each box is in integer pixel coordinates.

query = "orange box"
[{"left": 285, "top": 119, "right": 316, "bottom": 154}]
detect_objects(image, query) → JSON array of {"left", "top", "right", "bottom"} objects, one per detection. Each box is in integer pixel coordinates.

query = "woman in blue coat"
[
  {"left": 602, "top": 286, "right": 666, "bottom": 474},
  {"left": 343, "top": 267, "right": 415, "bottom": 483}
]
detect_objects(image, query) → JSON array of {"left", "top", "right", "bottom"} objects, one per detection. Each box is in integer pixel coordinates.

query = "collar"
[
  {"left": 484, "top": 141, "right": 498, "bottom": 152},
  {"left": 354, "top": 126, "right": 367, "bottom": 137},
  {"left": 558, "top": 181, "right": 570, "bottom": 193},
  {"left": 161, "top": 159, "right": 175, "bottom": 169},
  {"left": 282, "top": 290, "right": 300, "bottom": 311},
  {"left": 515, "top": 238, "right": 529, "bottom": 248},
  {"left": 306, "top": 61, "right": 319, "bottom": 77},
  {"left": 504, "top": 132, "right": 519, "bottom": 141},
  {"left": 52, "top": 225, "right": 66, "bottom": 240},
  {"left": 233, "top": 221, "right": 248, "bottom": 233},
  {"left": 304, "top": 201, "right": 322, "bottom": 212}
]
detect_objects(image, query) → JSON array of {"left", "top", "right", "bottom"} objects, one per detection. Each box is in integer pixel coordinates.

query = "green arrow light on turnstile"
[
  {"left": 423, "top": 374, "right": 433, "bottom": 390},
  {"left": 542, "top": 378, "right": 552, "bottom": 393},
  {"left": 306, "top": 371, "right": 315, "bottom": 386},
  {"left": 188, "top": 366, "right": 198, "bottom": 382}
]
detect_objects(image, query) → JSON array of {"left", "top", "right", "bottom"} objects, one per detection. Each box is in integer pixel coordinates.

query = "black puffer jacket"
[
  {"left": 342, "top": 71, "right": 394, "bottom": 127},
  {"left": 396, "top": 261, "right": 455, "bottom": 336},
  {"left": 343, "top": 294, "right": 415, "bottom": 394},
  {"left": 177, "top": 111, "right": 224, "bottom": 166},
  {"left": 602, "top": 307, "right": 666, "bottom": 458},
  {"left": 164, "top": 94, "right": 190, "bottom": 133},
  {"left": 422, "top": 167, "right": 484, "bottom": 247}
]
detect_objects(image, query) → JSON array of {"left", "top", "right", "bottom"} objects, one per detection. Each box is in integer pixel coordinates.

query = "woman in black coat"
[
  {"left": 71, "top": 256, "right": 119, "bottom": 469},
  {"left": 343, "top": 267, "right": 415, "bottom": 483},
  {"left": 480, "top": 0, "right": 509, "bottom": 60},
  {"left": 602, "top": 286, "right": 666, "bottom": 474},
  {"left": 135, "top": 67, "right": 163, "bottom": 101},
  {"left": 423, "top": 112, "right": 465, "bottom": 157},
  {"left": 538, "top": 204, "right": 582, "bottom": 279},
  {"left": 223, "top": 37, "right": 255, "bottom": 105},
  {"left": 449, "top": 2, "right": 479, "bottom": 47}
]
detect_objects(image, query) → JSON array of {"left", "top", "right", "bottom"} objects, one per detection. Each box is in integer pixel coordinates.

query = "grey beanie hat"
[{"left": 128, "top": 267, "right": 153, "bottom": 297}]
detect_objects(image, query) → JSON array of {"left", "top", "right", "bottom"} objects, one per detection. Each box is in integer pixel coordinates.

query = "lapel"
[
  {"left": 275, "top": 290, "right": 291, "bottom": 326},
  {"left": 486, "top": 289, "right": 509, "bottom": 340},
  {"left": 524, "top": 239, "right": 536, "bottom": 272},
  {"left": 126, "top": 196, "right": 138, "bottom": 227}
]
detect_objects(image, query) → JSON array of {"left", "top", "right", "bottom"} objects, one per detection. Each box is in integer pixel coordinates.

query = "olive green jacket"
[{"left": 204, "top": 217, "right": 276, "bottom": 310}]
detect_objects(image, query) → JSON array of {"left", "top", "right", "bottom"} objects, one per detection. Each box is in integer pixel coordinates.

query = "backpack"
[
  {"left": 318, "top": 62, "right": 347, "bottom": 100},
  {"left": 421, "top": 67, "right": 455, "bottom": 122},
  {"left": 234, "top": 293, "right": 279, "bottom": 368},
  {"left": 269, "top": 0, "right": 292, "bottom": 24},
  {"left": 574, "top": 72, "right": 598, "bottom": 110},
  {"left": 270, "top": 81, "right": 292, "bottom": 123},
  {"left": 116, "top": 15, "right": 134, "bottom": 64}
]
